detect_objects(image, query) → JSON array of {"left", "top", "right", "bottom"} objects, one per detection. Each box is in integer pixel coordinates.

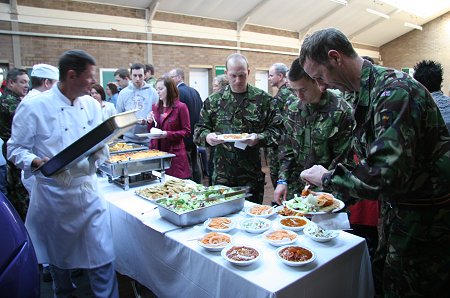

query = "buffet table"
[{"left": 100, "top": 177, "right": 374, "bottom": 298}]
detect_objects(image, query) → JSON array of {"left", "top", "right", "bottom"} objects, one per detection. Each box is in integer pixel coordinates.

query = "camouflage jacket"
[
  {"left": 279, "top": 90, "right": 353, "bottom": 181},
  {"left": 329, "top": 60, "right": 450, "bottom": 203},
  {"left": 272, "top": 83, "right": 297, "bottom": 119},
  {"left": 146, "top": 77, "right": 157, "bottom": 88},
  {"left": 0, "top": 87, "right": 21, "bottom": 156},
  {"left": 194, "top": 84, "right": 283, "bottom": 172}
]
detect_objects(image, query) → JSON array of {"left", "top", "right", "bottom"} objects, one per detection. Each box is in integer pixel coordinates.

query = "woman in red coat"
[{"left": 147, "top": 77, "right": 191, "bottom": 179}]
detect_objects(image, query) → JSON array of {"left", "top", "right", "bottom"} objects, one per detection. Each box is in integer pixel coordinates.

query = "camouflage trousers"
[
  {"left": 6, "top": 161, "right": 29, "bottom": 221},
  {"left": 267, "top": 147, "right": 279, "bottom": 189},
  {"left": 214, "top": 171, "right": 265, "bottom": 204},
  {"left": 372, "top": 201, "right": 450, "bottom": 297}
]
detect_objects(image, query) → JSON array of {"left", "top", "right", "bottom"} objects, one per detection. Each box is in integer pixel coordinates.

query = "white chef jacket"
[{"left": 7, "top": 83, "right": 115, "bottom": 269}]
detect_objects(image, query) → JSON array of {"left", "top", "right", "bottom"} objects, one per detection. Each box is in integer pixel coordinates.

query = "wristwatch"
[{"left": 321, "top": 172, "right": 332, "bottom": 188}]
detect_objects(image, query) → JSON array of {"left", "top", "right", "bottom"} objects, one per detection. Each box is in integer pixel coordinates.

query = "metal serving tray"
[
  {"left": 154, "top": 190, "right": 251, "bottom": 227},
  {"left": 99, "top": 153, "right": 175, "bottom": 177},
  {"left": 38, "top": 110, "right": 138, "bottom": 177}
]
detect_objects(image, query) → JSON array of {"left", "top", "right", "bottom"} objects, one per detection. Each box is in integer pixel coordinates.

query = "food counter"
[{"left": 99, "top": 176, "right": 374, "bottom": 298}]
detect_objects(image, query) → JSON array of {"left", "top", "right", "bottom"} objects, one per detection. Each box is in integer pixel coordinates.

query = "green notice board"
[
  {"left": 100, "top": 68, "right": 116, "bottom": 90},
  {"left": 215, "top": 66, "right": 226, "bottom": 76}
]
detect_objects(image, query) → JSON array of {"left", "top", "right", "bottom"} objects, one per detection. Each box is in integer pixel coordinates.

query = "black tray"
[{"left": 38, "top": 110, "right": 138, "bottom": 176}]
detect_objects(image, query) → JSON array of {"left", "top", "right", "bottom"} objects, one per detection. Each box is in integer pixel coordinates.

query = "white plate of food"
[
  {"left": 244, "top": 205, "right": 276, "bottom": 218},
  {"left": 278, "top": 216, "right": 310, "bottom": 232},
  {"left": 217, "top": 133, "right": 251, "bottom": 142},
  {"left": 221, "top": 245, "right": 262, "bottom": 266},
  {"left": 197, "top": 232, "right": 232, "bottom": 251},
  {"left": 263, "top": 229, "right": 298, "bottom": 247},
  {"left": 240, "top": 217, "right": 272, "bottom": 234},
  {"left": 276, "top": 245, "right": 316, "bottom": 267},
  {"left": 285, "top": 191, "right": 344, "bottom": 215},
  {"left": 204, "top": 217, "right": 236, "bottom": 233},
  {"left": 303, "top": 224, "right": 339, "bottom": 242}
]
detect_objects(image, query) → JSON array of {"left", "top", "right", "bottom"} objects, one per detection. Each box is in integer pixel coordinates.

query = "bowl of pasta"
[
  {"left": 262, "top": 229, "right": 298, "bottom": 247},
  {"left": 203, "top": 217, "right": 236, "bottom": 233},
  {"left": 244, "top": 205, "right": 276, "bottom": 218},
  {"left": 197, "top": 232, "right": 232, "bottom": 251}
]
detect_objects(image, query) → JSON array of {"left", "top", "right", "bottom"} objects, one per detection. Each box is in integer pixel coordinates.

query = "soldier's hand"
[
  {"left": 243, "top": 133, "right": 258, "bottom": 147},
  {"left": 300, "top": 165, "right": 329, "bottom": 188},
  {"left": 31, "top": 156, "right": 49, "bottom": 169},
  {"left": 206, "top": 133, "right": 224, "bottom": 146},
  {"left": 274, "top": 183, "right": 288, "bottom": 205}
]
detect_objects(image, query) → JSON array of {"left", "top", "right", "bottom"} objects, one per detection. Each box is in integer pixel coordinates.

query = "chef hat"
[{"left": 31, "top": 64, "right": 59, "bottom": 80}]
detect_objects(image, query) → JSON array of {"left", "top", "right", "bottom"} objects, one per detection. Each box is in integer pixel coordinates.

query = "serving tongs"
[{"left": 204, "top": 186, "right": 250, "bottom": 202}]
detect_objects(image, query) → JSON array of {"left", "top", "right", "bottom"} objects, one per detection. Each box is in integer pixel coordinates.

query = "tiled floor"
[{"left": 39, "top": 163, "right": 275, "bottom": 297}]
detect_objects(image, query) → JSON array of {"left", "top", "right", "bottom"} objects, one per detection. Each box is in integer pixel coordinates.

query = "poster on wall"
[{"left": 215, "top": 66, "right": 226, "bottom": 76}]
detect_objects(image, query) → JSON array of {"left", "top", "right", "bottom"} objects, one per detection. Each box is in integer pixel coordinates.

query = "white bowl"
[
  {"left": 197, "top": 232, "right": 232, "bottom": 252},
  {"left": 240, "top": 217, "right": 272, "bottom": 234},
  {"left": 278, "top": 216, "right": 310, "bottom": 232},
  {"left": 276, "top": 245, "right": 316, "bottom": 267},
  {"left": 203, "top": 217, "right": 236, "bottom": 233},
  {"left": 221, "top": 245, "right": 262, "bottom": 266},
  {"left": 303, "top": 225, "right": 339, "bottom": 242},
  {"left": 263, "top": 229, "right": 298, "bottom": 247},
  {"left": 244, "top": 205, "right": 276, "bottom": 218}
]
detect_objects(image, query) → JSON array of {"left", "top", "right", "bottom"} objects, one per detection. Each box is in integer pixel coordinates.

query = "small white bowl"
[
  {"left": 278, "top": 216, "right": 310, "bottom": 232},
  {"left": 197, "top": 232, "right": 232, "bottom": 252},
  {"left": 263, "top": 229, "right": 298, "bottom": 247},
  {"left": 244, "top": 205, "right": 276, "bottom": 218},
  {"left": 276, "top": 245, "right": 316, "bottom": 267},
  {"left": 303, "top": 225, "right": 339, "bottom": 242},
  {"left": 203, "top": 217, "right": 236, "bottom": 233},
  {"left": 221, "top": 245, "right": 262, "bottom": 266},
  {"left": 240, "top": 217, "right": 272, "bottom": 234}
]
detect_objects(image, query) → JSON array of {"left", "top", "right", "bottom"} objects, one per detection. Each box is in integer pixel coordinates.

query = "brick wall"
[{"left": 380, "top": 11, "right": 450, "bottom": 94}]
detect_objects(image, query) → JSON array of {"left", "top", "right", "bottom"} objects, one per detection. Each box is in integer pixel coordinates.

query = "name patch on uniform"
[{"left": 380, "top": 90, "right": 391, "bottom": 97}]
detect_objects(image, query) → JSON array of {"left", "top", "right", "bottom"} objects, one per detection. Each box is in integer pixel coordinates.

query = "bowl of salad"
[
  {"left": 303, "top": 224, "right": 339, "bottom": 242},
  {"left": 240, "top": 217, "right": 272, "bottom": 234}
]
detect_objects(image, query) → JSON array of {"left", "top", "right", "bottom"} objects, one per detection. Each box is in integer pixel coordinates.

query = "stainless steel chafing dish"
[
  {"left": 108, "top": 142, "right": 147, "bottom": 155},
  {"left": 99, "top": 151, "right": 175, "bottom": 190},
  {"left": 153, "top": 187, "right": 251, "bottom": 227},
  {"left": 37, "top": 110, "right": 138, "bottom": 176}
]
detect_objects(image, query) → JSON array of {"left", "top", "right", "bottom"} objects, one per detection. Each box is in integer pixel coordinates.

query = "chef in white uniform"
[{"left": 7, "top": 50, "right": 118, "bottom": 298}]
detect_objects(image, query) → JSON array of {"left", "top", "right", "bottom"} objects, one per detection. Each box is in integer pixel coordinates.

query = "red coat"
[{"left": 148, "top": 99, "right": 191, "bottom": 179}]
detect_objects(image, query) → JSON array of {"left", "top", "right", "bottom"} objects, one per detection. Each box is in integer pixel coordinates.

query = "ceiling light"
[
  {"left": 329, "top": 0, "right": 348, "bottom": 5},
  {"left": 366, "top": 8, "right": 390, "bottom": 19},
  {"left": 404, "top": 22, "right": 423, "bottom": 30}
]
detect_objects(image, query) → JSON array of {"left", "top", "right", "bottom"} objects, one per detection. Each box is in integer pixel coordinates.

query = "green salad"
[{"left": 156, "top": 186, "right": 243, "bottom": 213}]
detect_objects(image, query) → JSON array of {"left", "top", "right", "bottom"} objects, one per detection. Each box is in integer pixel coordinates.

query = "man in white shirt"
[
  {"left": 8, "top": 50, "right": 118, "bottom": 298},
  {"left": 116, "top": 63, "right": 158, "bottom": 144},
  {"left": 23, "top": 64, "right": 59, "bottom": 101}
]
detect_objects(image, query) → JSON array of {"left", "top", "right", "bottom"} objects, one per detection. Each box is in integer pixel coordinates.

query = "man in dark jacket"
[{"left": 168, "top": 68, "right": 203, "bottom": 183}]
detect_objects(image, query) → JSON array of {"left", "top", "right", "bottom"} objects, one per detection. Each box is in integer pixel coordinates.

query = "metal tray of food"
[
  {"left": 37, "top": 110, "right": 138, "bottom": 177},
  {"left": 99, "top": 152, "right": 175, "bottom": 177},
  {"left": 108, "top": 142, "right": 147, "bottom": 154},
  {"left": 153, "top": 187, "right": 251, "bottom": 227}
]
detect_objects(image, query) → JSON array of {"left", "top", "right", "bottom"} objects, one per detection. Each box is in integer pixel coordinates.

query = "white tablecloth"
[{"left": 100, "top": 178, "right": 374, "bottom": 298}]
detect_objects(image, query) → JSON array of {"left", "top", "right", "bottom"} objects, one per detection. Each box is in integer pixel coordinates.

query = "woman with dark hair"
[
  {"left": 147, "top": 77, "right": 191, "bottom": 179},
  {"left": 90, "top": 83, "right": 116, "bottom": 120},
  {"left": 105, "top": 82, "right": 119, "bottom": 107}
]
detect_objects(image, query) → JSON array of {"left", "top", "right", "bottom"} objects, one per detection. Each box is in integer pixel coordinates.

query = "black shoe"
[
  {"left": 71, "top": 269, "right": 83, "bottom": 278},
  {"left": 42, "top": 266, "right": 52, "bottom": 282}
]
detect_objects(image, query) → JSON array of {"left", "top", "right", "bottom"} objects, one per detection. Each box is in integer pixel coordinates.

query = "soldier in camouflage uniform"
[
  {"left": 145, "top": 63, "right": 157, "bottom": 88},
  {"left": 0, "top": 68, "right": 30, "bottom": 220},
  {"left": 267, "top": 63, "right": 297, "bottom": 190},
  {"left": 299, "top": 28, "right": 450, "bottom": 297},
  {"left": 194, "top": 53, "right": 283, "bottom": 204},
  {"left": 274, "top": 58, "right": 353, "bottom": 204}
]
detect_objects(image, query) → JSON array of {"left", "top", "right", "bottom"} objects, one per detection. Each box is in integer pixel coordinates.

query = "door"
[
  {"left": 255, "top": 70, "right": 268, "bottom": 92},
  {"left": 189, "top": 68, "right": 209, "bottom": 101}
]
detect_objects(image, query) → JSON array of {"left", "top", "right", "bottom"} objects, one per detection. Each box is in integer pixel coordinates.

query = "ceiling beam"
[
  {"left": 348, "top": 8, "right": 401, "bottom": 40},
  {"left": 237, "top": 0, "right": 271, "bottom": 33},
  {"left": 145, "top": 0, "right": 159, "bottom": 24},
  {"left": 297, "top": 1, "right": 349, "bottom": 39}
]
